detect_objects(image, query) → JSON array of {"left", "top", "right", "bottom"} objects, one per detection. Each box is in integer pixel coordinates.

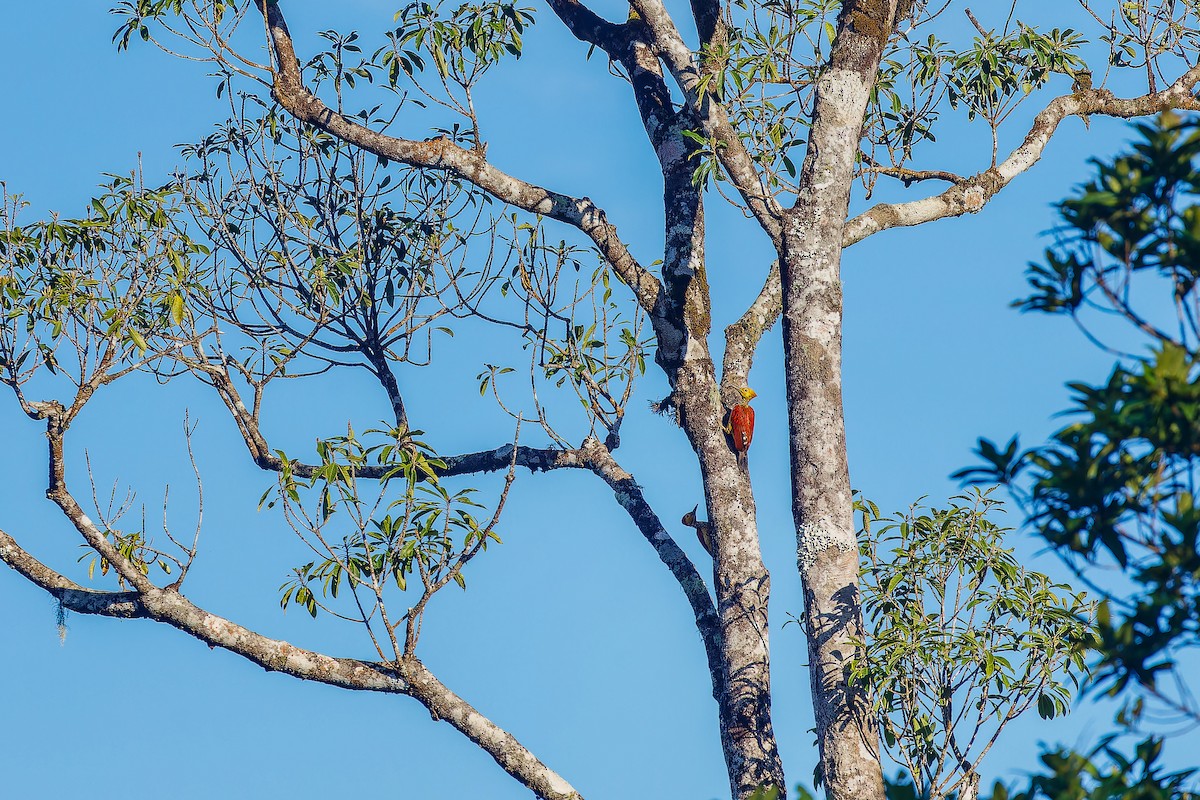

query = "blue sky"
[{"left": 0, "top": 3, "right": 1172, "bottom": 799}]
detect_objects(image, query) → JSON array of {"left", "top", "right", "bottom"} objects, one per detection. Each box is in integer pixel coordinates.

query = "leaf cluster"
[
  {"left": 0, "top": 176, "right": 207, "bottom": 392},
  {"left": 986, "top": 736, "right": 1196, "bottom": 800},
  {"left": 960, "top": 346, "right": 1200, "bottom": 717},
  {"left": 1018, "top": 113, "right": 1200, "bottom": 335},
  {"left": 268, "top": 424, "right": 495, "bottom": 624},
  {"left": 851, "top": 490, "right": 1094, "bottom": 800}
]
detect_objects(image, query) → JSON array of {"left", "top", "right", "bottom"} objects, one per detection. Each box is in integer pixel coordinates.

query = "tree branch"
[
  {"left": 254, "top": 1, "right": 661, "bottom": 314},
  {"left": 543, "top": 0, "right": 629, "bottom": 53},
  {"left": 722, "top": 261, "right": 781, "bottom": 400},
  {"left": 624, "top": 0, "right": 785, "bottom": 247},
  {"left": 0, "top": 528, "right": 145, "bottom": 618},
  {"left": 690, "top": 0, "right": 725, "bottom": 52},
  {"left": 546, "top": 0, "right": 715, "bottom": 402},
  {"left": 844, "top": 69, "right": 1200, "bottom": 246},
  {"left": 195, "top": 358, "right": 584, "bottom": 478},
  {"left": 860, "top": 162, "right": 964, "bottom": 186},
  {"left": 576, "top": 438, "right": 725, "bottom": 684},
  {"left": 31, "top": 400, "right": 157, "bottom": 593},
  {"left": 198, "top": 365, "right": 718, "bottom": 664},
  {"left": 440, "top": 443, "right": 587, "bottom": 476},
  {"left": 201, "top": 371, "right": 717, "bottom": 656},
  {"left": 0, "top": 525, "right": 582, "bottom": 800}
]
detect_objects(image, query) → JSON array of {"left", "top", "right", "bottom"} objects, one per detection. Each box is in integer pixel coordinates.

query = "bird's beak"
[{"left": 745, "top": 388, "right": 758, "bottom": 400}]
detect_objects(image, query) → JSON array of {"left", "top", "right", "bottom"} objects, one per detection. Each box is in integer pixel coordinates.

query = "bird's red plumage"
[{"left": 729, "top": 404, "right": 755, "bottom": 453}]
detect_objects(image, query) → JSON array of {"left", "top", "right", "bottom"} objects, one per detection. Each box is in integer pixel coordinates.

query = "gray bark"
[{"left": 778, "top": 3, "right": 908, "bottom": 798}]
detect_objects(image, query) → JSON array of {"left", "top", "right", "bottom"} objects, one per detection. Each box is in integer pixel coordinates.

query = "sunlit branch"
[
  {"left": 0, "top": 522, "right": 583, "bottom": 800},
  {"left": 624, "top": 0, "right": 785, "bottom": 246},
  {"left": 722, "top": 261, "right": 781, "bottom": 396},
  {"left": 844, "top": 66, "right": 1200, "bottom": 246}
]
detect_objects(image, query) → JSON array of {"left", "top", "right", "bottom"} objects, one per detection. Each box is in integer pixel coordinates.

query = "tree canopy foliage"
[{"left": 6, "top": 2, "right": 1200, "bottom": 800}]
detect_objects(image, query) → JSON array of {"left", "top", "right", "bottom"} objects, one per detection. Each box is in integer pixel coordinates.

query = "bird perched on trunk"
[
  {"left": 724, "top": 386, "right": 757, "bottom": 471},
  {"left": 681, "top": 505, "right": 713, "bottom": 557}
]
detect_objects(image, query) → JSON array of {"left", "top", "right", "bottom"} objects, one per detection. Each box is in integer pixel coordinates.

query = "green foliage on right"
[
  {"left": 981, "top": 737, "right": 1197, "bottom": 800},
  {"left": 960, "top": 114, "right": 1200, "bottom": 728},
  {"left": 960, "top": 113, "right": 1200, "bottom": 800}
]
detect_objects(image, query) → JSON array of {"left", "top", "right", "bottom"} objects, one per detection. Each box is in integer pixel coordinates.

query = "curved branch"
[
  {"left": 576, "top": 438, "right": 723, "bottom": 678},
  {"left": 197, "top": 358, "right": 585, "bottom": 478},
  {"left": 0, "top": 526, "right": 582, "bottom": 800},
  {"left": 200, "top": 366, "right": 717, "bottom": 652},
  {"left": 0, "top": 528, "right": 144, "bottom": 618},
  {"left": 844, "top": 69, "right": 1200, "bottom": 246},
  {"left": 543, "top": 0, "right": 629, "bottom": 53},
  {"left": 32, "top": 400, "right": 156, "bottom": 593},
  {"left": 254, "top": 1, "right": 661, "bottom": 314},
  {"left": 202, "top": 372, "right": 715, "bottom": 641},
  {"left": 440, "top": 443, "right": 587, "bottom": 477}
]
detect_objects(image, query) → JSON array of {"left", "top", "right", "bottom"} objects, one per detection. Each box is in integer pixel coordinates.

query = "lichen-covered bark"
[
  {"left": 681, "top": 372, "right": 782, "bottom": 798},
  {"left": 650, "top": 94, "right": 784, "bottom": 800},
  {"left": 778, "top": 3, "right": 905, "bottom": 799},
  {"left": 654, "top": 85, "right": 784, "bottom": 800}
]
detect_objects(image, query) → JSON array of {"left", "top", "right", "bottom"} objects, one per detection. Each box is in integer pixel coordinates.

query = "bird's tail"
[{"left": 737, "top": 450, "right": 748, "bottom": 472}]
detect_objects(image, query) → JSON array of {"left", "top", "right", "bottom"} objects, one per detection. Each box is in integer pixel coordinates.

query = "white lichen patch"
[
  {"left": 683, "top": 335, "right": 709, "bottom": 363},
  {"left": 816, "top": 68, "right": 861, "bottom": 117},
  {"left": 545, "top": 770, "right": 577, "bottom": 797},
  {"left": 795, "top": 517, "right": 855, "bottom": 572},
  {"left": 464, "top": 708, "right": 486, "bottom": 733}
]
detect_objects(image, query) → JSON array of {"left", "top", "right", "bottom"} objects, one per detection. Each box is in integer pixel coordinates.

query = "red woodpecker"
[{"left": 724, "top": 386, "right": 757, "bottom": 471}]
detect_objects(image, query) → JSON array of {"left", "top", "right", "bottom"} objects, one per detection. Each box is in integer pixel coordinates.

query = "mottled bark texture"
[
  {"left": 776, "top": 57, "right": 1200, "bottom": 800},
  {"left": 780, "top": 3, "right": 905, "bottom": 799}
]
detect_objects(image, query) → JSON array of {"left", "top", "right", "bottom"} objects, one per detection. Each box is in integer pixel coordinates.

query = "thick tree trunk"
[
  {"left": 703, "top": 450, "right": 781, "bottom": 800},
  {"left": 677, "top": 358, "right": 783, "bottom": 798},
  {"left": 780, "top": 231, "right": 880, "bottom": 799},
  {"left": 659, "top": 169, "right": 784, "bottom": 797},
  {"left": 779, "top": 3, "right": 907, "bottom": 799}
]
